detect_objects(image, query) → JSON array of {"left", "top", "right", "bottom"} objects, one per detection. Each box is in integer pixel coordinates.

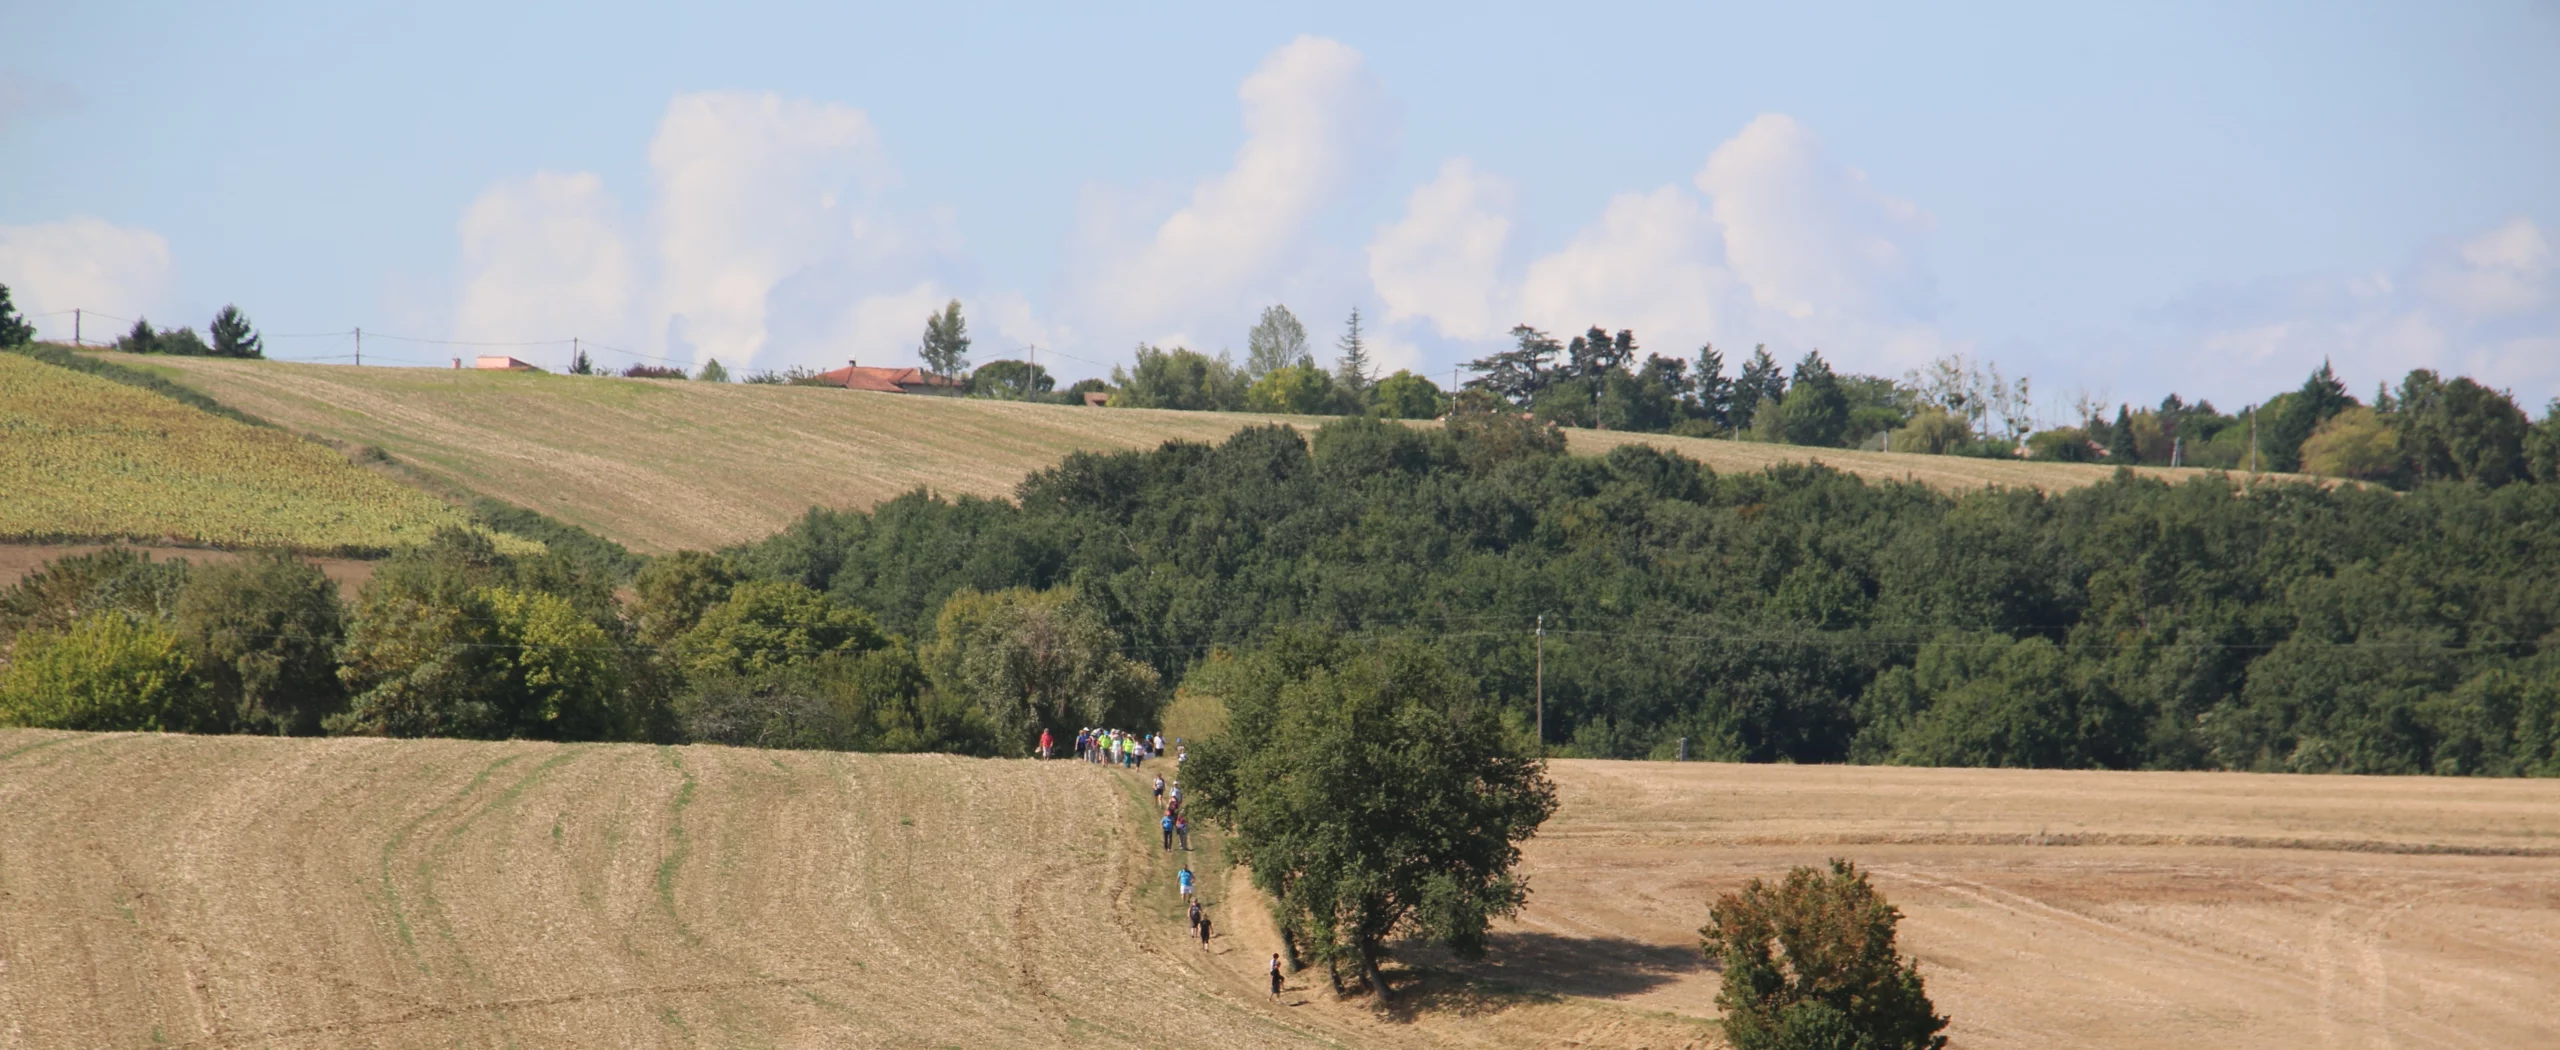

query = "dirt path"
[{"left": 0, "top": 542, "right": 376, "bottom": 599}]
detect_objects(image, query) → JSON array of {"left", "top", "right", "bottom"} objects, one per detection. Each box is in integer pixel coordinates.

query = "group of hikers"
[
  {"left": 1041, "top": 722, "right": 1284, "bottom": 1001},
  {"left": 1037, "top": 725, "right": 1177, "bottom": 769}
]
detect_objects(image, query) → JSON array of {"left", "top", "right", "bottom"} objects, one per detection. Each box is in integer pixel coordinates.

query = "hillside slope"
[
  {"left": 0, "top": 354, "right": 495, "bottom": 552},
  {"left": 131, "top": 355, "right": 2304, "bottom": 553},
  {"left": 0, "top": 731, "right": 1700, "bottom": 1050},
  {"left": 6, "top": 732, "right": 2554, "bottom": 1049}
]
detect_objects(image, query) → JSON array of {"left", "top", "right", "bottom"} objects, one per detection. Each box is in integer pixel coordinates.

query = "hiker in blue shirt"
[
  {"left": 1160, "top": 812, "right": 1175, "bottom": 850},
  {"left": 1178, "top": 866, "right": 1194, "bottom": 902}
]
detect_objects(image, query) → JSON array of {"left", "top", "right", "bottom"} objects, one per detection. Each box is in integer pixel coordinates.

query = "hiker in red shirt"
[{"left": 1038, "top": 727, "right": 1053, "bottom": 759}]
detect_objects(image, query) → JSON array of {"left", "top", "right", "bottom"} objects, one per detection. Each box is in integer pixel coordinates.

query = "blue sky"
[{"left": 4, "top": 1, "right": 2555, "bottom": 415}]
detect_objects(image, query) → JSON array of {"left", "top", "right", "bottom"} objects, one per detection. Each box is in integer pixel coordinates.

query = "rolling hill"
[
  {"left": 0, "top": 353, "right": 509, "bottom": 553},
  {"left": 3, "top": 730, "right": 2551, "bottom": 1049},
  {"left": 127, "top": 354, "right": 2311, "bottom": 554}
]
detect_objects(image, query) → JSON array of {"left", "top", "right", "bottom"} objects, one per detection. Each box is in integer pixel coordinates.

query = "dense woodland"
[
  {"left": 735, "top": 412, "right": 2560, "bottom": 775},
  {"left": 6, "top": 288, "right": 2560, "bottom": 776}
]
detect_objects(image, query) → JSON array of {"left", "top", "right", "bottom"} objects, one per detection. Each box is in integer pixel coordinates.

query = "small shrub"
[
  {"left": 621, "top": 364, "right": 687, "bottom": 379},
  {"left": 1700, "top": 859, "right": 1949, "bottom": 1050}
]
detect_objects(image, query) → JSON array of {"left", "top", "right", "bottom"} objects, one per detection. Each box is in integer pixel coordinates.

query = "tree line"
[{"left": 727, "top": 411, "right": 2560, "bottom": 776}]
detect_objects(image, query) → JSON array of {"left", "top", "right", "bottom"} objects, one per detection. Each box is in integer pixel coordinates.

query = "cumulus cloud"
[
  {"left": 0, "top": 217, "right": 173, "bottom": 338},
  {"left": 1696, "top": 114, "right": 1935, "bottom": 324},
  {"left": 1516, "top": 186, "right": 1734, "bottom": 350},
  {"left": 649, "top": 92, "right": 892, "bottom": 369},
  {"left": 1368, "top": 158, "right": 1514, "bottom": 340},
  {"left": 1369, "top": 112, "right": 1950, "bottom": 372},
  {"left": 2148, "top": 216, "right": 2560, "bottom": 403},
  {"left": 1074, "top": 36, "right": 1395, "bottom": 340},
  {"left": 451, "top": 90, "right": 1017, "bottom": 372},
  {"left": 453, "top": 172, "right": 635, "bottom": 346}
]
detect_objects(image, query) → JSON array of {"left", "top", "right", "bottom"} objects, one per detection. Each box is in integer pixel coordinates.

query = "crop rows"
[{"left": 0, "top": 354, "right": 520, "bottom": 553}]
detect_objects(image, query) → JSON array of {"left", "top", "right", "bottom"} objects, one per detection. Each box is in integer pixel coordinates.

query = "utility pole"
[
  {"left": 573, "top": 336, "right": 580, "bottom": 373},
  {"left": 1534, "top": 614, "right": 1545, "bottom": 751},
  {"left": 2248, "top": 404, "right": 2257, "bottom": 474},
  {"left": 354, "top": 327, "right": 362, "bottom": 367},
  {"left": 73, "top": 309, "right": 80, "bottom": 346}
]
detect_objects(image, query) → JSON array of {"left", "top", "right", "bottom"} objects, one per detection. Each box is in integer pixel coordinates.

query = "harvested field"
[
  {"left": 128, "top": 355, "right": 2316, "bottom": 553},
  {"left": 1468, "top": 761, "right": 2560, "bottom": 1049},
  {"left": 0, "top": 731, "right": 1703, "bottom": 1050},
  {"left": 6, "top": 735, "right": 2552, "bottom": 1048}
]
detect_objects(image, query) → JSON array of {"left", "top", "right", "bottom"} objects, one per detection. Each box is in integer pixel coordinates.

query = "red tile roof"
[{"left": 811, "top": 363, "right": 963, "bottom": 393}]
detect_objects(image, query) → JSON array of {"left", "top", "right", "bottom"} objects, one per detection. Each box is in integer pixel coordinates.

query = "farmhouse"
[
  {"left": 468, "top": 355, "right": 542, "bottom": 371},
  {"left": 811, "top": 361, "right": 964, "bottom": 395}
]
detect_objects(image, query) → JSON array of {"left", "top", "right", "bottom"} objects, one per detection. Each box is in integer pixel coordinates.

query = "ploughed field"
[
  {"left": 123, "top": 354, "right": 2302, "bottom": 554},
  {"left": 5, "top": 732, "right": 2550, "bottom": 1049}
]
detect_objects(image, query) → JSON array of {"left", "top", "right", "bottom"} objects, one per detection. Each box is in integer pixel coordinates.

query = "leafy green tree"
[
  {"left": 677, "top": 646, "right": 1002, "bottom": 755},
  {"left": 1862, "top": 635, "right": 2129, "bottom": 768},
  {"left": 2299, "top": 406, "right": 2400, "bottom": 481},
  {"left": 0, "top": 611, "right": 217, "bottom": 732},
  {"left": 0, "top": 283, "right": 34, "bottom": 347},
  {"left": 1730, "top": 346, "right": 1786, "bottom": 432},
  {"left": 1247, "top": 362, "right": 1337, "bottom": 415},
  {"left": 1369, "top": 369, "right": 1444, "bottom": 419},
  {"left": 157, "top": 326, "right": 212, "bottom": 356},
  {"left": 0, "top": 548, "right": 190, "bottom": 647},
  {"left": 1464, "top": 325, "right": 1561, "bottom": 404},
  {"left": 1701, "top": 860, "right": 1949, "bottom": 1050},
  {"left": 115, "top": 318, "right": 161, "bottom": 354},
  {"left": 1185, "top": 634, "right": 1556, "bottom": 1001},
  {"left": 695, "top": 357, "right": 729, "bottom": 383},
  {"left": 2394, "top": 369, "right": 2530, "bottom": 486},
  {"left": 1245, "top": 303, "right": 1311, "bottom": 378},
  {"left": 209, "top": 305, "right": 264, "bottom": 359},
  {"left": 1779, "top": 351, "right": 1849, "bottom": 447},
  {"left": 1108, "top": 344, "right": 1247, "bottom": 410},
  {"left": 2267, "top": 360, "right": 2356, "bottom": 472},
  {"left": 630, "top": 550, "right": 738, "bottom": 649},
  {"left": 173, "top": 553, "right": 346, "bottom": 735},
  {"left": 920, "top": 298, "right": 971, "bottom": 377},
  {"left": 1333, "top": 307, "right": 1373, "bottom": 393},
  {"left": 926, "top": 587, "right": 1159, "bottom": 746},
  {"left": 672, "top": 579, "right": 887, "bottom": 678},
  {"left": 970, "top": 358, "right": 1055, "bottom": 400}
]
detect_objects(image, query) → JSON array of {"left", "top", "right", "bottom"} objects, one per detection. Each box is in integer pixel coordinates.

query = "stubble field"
[
  {"left": 7, "top": 732, "right": 2554, "bottom": 1048},
  {"left": 125, "top": 355, "right": 2309, "bottom": 553}
]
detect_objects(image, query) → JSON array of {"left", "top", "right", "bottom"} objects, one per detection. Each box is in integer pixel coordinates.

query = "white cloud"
[
  {"left": 453, "top": 171, "right": 635, "bottom": 346},
  {"left": 1696, "top": 114, "right": 1935, "bottom": 324},
  {"left": 1517, "top": 186, "right": 1733, "bottom": 351},
  {"left": 1370, "top": 112, "right": 1950, "bottom": 373},
  {"left": 2149, "top": 216, "right": 2560, "bottom": 403},
  {"left": 1368, "top": 158, "right": 1514, "bottom": 340},
  {"left": 2416, "top": 216, "right": 2549, "bottom": 318},
  {"left": 0, "top": 216, "right": 172, "bottom": 339},
  {"left": 648, "top": 91, "right": 891, "bottom": 369},
  {"left": 1074, "top": 36, "right": 1394, "bottom": 339}
]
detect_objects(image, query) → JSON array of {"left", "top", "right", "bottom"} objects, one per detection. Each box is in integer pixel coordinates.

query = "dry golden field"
[
  {"left": 5, "top": 731, "right": 2552, "bottom": 1049},
  {"left": 0, "top": 355, "right": 492, "bottom": 552},
  {"left": 127, "top": 355, "right": 2313, "bottom": 554}
]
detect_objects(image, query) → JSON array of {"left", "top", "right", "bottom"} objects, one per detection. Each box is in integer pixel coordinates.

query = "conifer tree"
[
  {"left": 1333, "top": 307, "right": 1374, "bottom": 393},
  {"left": 0, "top": 283, "right": 34, "bottom": 347},
  {"left": 209, "top": 305, "right": 264, "bottom": 359}
]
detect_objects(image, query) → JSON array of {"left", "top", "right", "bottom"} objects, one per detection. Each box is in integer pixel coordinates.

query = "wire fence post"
[{"left": 354, "top": 326, "right": 362, "bottom": 367}]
